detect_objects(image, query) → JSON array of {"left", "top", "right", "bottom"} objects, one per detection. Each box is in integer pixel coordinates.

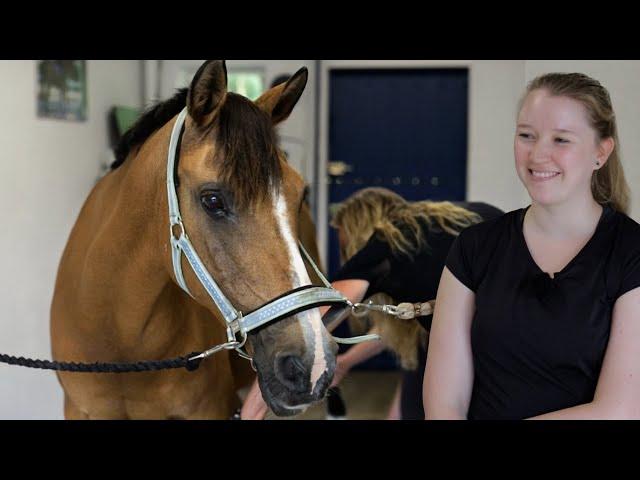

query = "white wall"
[{"left": 0, "top": 60, "right": 142, "bottom": 419}]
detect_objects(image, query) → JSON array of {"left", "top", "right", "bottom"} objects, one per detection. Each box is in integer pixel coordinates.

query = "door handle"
[{"left": 327, "top": 161, "right": 353, "bottom": 177}]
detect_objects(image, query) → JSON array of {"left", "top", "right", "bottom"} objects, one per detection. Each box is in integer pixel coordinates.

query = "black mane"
[
  {"left": 111, "top": 88, "right": 188, "bottom": 170},
  {"left": 110, "top": 89, "right": 282, "bottom": 209}
]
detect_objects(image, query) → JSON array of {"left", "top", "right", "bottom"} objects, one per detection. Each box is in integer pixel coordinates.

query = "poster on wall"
[{"left": 36, "top": 60, "right": 87, "bottom": 121}]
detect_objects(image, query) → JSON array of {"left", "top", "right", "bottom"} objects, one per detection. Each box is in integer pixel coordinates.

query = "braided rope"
[{"left": 0, "top": 352, "right": 203, "bottom": 373}]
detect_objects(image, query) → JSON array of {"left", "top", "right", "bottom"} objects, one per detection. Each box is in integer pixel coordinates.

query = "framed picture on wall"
[{"left": 36, "top": 60, "right": 87, "bottom": 121}]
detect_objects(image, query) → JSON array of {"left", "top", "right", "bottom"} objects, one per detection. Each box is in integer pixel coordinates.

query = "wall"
[{"left": 0, "top": 60, "right": 142, "bottom": 419}]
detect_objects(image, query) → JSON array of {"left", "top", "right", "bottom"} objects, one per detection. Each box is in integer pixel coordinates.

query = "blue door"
[{"left": 327, "top": 68, "right": 469, "bottom": 369}]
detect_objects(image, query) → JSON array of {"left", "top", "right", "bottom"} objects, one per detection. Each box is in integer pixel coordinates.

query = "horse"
[{"left": 50, "top": 60, "right": 339, "bottom": 419}]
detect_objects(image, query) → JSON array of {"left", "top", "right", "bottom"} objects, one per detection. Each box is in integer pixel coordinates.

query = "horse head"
[{"left": 171, "top": 60, "right": 337, "bottom": 416}]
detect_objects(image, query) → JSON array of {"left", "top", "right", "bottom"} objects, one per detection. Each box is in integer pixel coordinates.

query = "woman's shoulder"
[
  {"left": 611, "top": 208, "right": 640, "bottom": 234},
  {"left": 609, "top": 207, "right": 640, "bottom": 253},
  {"left": 604, "top": 207, "right": 640, "bottom": 299}
]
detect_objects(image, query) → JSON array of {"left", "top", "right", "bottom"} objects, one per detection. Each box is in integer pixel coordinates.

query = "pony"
[{"left": 50, "top": 60, "right": 337, "bottom": 419}]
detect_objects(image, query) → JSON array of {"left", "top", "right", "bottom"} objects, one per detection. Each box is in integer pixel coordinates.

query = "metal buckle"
[
  {"left": 351, "top": 301, "right": 400, "bottom": 317},
  {"left": 188, "top": 340, "right": 240, "bottom": 363},
  {"left": 169, "top": 218, "right": 186, "bottom": 241},
  {"left": 351, "top": 302, "right": 371, "bottom": 317}
]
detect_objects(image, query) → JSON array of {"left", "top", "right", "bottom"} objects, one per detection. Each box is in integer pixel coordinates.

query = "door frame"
[{"left": 316, "top": 60, "right": 474, "bottom": 266}]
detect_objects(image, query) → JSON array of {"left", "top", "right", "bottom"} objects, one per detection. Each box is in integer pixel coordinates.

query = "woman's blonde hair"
[
  {"left": 330, "top": 187, "right": 482, "bottom": 262},
  {"left": 521, "top": 73, "right": 630, "bottom": 214},
  {"left": 330, "top": 187, "right": 483, "bottom": 369}
]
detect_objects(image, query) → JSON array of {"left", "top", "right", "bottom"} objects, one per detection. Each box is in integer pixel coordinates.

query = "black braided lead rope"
[{"left": 0, "top": 352, "right": 204, "bottom": 373}]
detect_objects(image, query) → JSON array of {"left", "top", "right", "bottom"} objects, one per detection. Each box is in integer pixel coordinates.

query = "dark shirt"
[
  {"left": 445, "top": 205, "right": 640, "bottom": 419},
  {"left": 331, "top": 201, "right": 504, "bottom": 420}
]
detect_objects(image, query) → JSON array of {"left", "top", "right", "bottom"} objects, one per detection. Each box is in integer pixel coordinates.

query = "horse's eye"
[{"left": 201, "top": 192, "right": 227, "bottom": 216}]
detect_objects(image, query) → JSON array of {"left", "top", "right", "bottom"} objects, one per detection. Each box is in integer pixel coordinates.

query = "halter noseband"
[{"left": 167, "top": 108, "right": 378, "bottom": 362}]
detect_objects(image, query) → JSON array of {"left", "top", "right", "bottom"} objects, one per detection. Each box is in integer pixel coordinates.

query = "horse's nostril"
[{"left": 274, "top": 354, "right": 308, "bottom": 394}]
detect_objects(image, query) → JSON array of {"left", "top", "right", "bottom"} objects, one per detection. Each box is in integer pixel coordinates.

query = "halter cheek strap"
[{"left": 166, "top": 107, "right": 379, "bottom": 358}]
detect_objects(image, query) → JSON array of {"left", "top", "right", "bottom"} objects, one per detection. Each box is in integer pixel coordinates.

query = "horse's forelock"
[{"left": 214, "top": 93, "right": 283, "bottom": 210}]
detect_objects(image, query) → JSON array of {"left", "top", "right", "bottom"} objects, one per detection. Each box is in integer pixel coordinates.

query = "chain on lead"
[
  {"left": 349, "top": 300, "right": 434, "bottom": 320},
  {"left": 350, "top": 300, "right": 399, "bottom": 317}
]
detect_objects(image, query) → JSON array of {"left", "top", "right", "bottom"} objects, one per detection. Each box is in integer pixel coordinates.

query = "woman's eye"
[
  {"left": 518, "top": 133, "right": 533, "bottom": 140},
  {"left": 201, "top": 192, "right": 227, "bottom": 216},
  {"left": 555, "top": 137, "right": 569, "bottom": 144}
]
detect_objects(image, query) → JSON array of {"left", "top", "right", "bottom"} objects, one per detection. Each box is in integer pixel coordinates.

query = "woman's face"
[{"left": 514, "top": 89, "right": 609, "bottom": 207}]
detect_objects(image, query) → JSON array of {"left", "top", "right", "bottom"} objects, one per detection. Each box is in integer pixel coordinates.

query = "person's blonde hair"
[
  {"left": 330, "top": 187, "right": 482, "bottom": 263},
  {"left": 330, "top": 187, "right": 483, "bottom": 369},
  {"left": 521, "top": 73, "right": 630, "bottom": 214}
]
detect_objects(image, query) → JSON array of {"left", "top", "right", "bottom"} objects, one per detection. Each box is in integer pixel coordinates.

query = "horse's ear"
[
  {"left": 256, "top": 67, "right": 308, "bottom": 125},
  {"left": 187, "top": 60, "right": 228, "bottom": 126}
]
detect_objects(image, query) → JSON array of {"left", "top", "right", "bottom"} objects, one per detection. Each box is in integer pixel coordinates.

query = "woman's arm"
[
  {"left": 529, "top": 287, "right": 640, "bottom": 420},
  {"left": 423, "top": 267, "right": 475, "bottom": 419},
  {"left": 329, "top": 279, "right": 370, "bottom": 309}
]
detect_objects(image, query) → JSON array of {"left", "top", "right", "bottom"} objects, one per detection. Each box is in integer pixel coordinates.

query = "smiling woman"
[{"left": 424, "top": 72, "right": 640, "bottom": 420}]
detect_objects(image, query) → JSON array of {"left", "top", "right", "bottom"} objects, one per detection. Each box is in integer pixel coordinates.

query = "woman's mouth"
[{"left": 529, "top": 169, "right": 561, "bottom": 181}]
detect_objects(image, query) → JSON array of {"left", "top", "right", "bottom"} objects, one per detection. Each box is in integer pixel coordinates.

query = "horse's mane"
[
  {"left": 111, "top": 89, "right": 282, "bottom": 209},
  {"left": 111, "top": 88, "right": 189, "bottom": 170}
]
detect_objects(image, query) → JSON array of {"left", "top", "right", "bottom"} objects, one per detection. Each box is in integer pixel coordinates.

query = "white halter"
[{"left": 166, "top": 108, "right": 378, "bottom": 361}]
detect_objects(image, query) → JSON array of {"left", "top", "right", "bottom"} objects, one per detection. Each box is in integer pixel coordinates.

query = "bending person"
[{"left": 241, "top": 187, "right": 503, "bottom": 419}]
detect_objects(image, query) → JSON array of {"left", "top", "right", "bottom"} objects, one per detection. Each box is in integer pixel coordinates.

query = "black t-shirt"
[
  {"left": 332, "top": 202, "right": 504, "bottom": 332},
  {"left": 446, "top": 204, "right": 640, "bottom": 420}
]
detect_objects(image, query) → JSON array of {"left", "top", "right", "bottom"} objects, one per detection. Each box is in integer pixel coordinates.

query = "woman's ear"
[{"left": 596, "top": 136, "right": 615, "bottom": 169}]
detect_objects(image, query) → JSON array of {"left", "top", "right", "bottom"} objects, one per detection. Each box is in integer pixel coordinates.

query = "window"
[
  {"left": 175, "top": 67, "right": 265, "bottom": 101},
  {"left": 227, "top": 71, "right": 264, "bottom": 100}
]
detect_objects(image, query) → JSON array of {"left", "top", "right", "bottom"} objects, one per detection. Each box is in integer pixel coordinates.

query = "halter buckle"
[
  {"left": 170, "top": 218, "right": 186, "bottom": 241},
  {"left": 351, "top": 301, "right": 400, "bottom": 317}
]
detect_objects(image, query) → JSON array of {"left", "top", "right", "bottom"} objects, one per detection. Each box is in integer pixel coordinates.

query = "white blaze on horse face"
[{"left": 273, "top": 193, "right": 327, "bottom": 394}]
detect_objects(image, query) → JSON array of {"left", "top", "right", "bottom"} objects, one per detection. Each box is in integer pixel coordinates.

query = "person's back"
[
  {"left": 332, "top": 196, "right": 504, "bottom": 419},
  {"left": 334, "top": 200, "right": 504, "bottom": 314}
]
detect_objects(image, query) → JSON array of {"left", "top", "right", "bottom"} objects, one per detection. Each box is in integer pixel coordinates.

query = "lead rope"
[
  {"left": 0, "top": 300, "right": 433, "bottom": 373},
  {"left": 0, "top": 351, "right": 206, "bottom": 373}
]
